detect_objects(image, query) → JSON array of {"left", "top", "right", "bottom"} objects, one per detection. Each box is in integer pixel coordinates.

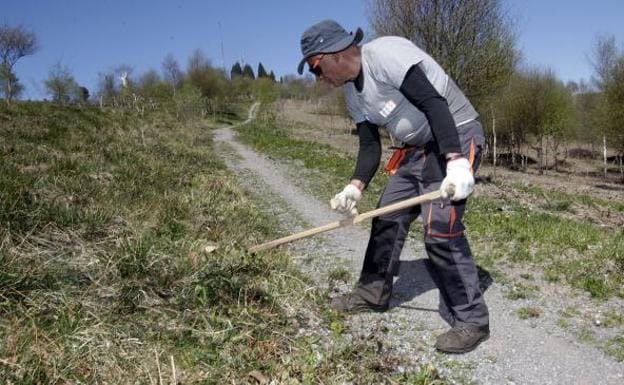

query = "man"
[{"left": 297, "top": 20, "right": 489, "bottom": 354}]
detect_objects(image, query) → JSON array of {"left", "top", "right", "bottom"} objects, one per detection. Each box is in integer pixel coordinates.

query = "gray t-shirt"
[{"left": 344, "top": 36, "right": 478, "bottom": 147}]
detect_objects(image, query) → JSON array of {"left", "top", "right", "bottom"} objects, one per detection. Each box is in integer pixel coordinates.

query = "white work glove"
[
  {"left": 330, "top": 184, "right": 362, "bottom": 216},
  {"left": 440, "top": 157, "right": 474, "bottom": 201}
]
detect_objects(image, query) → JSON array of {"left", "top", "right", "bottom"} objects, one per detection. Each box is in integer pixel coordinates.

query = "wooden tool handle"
[{"left": 248, "top": 190, "right": 442, "bottom": 253}]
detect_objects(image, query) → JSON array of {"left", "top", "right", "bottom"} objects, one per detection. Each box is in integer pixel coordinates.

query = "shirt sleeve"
[
  {"left": 399, "top": 64, "right": 461, "bottom": 155},
  {"left": 352, "top": 120, "right": 381, "bottom": 185}
]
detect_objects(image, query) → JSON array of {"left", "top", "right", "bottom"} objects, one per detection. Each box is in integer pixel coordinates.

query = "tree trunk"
[
  {"left": 523, "top": 154, "right": 527, "bottom": 170},
  {"left": 603, "top": 136, "right": 608, "bottom": 179},
  {"left": 511, "top": 131, "right": 516, "bottom": 168},
  {"left": 538, "top": 136, "right": 544, "bottom": 175},
  {"left": 492, "top": 108, "right": 497, "bottom": 178},
  {"left": 6, "top": 77, "right": 13, "bottom": 104},
  {"left": 553, "top": 137, "right": 559, "bottom": 172},
  {"left": 544, "top": 136, "right": 548, "bottom": 172}
]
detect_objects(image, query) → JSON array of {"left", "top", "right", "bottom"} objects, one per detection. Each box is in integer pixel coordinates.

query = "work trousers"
[{"left": 355, "top": 120, "right": 489, "bottom": 328}]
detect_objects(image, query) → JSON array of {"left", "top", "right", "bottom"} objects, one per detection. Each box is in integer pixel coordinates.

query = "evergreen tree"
[
  {"left": 242, "top": 64, "right": 255, "bottom": 79},
  {"left": 269, "top": 70, "right": 276, "bottom": 82},
  {"left": 257, "top": 62, "right": 268, "bottom": 78},
  {"left": 230, "top": 62, "right": 243, "bottom": 78},
  {"left": 77, "top": 86, "right": 89, "bottom": 103}
]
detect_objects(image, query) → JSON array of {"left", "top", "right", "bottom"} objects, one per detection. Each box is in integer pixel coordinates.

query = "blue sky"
[{"left": 3, "top": 0, "right": 624, "bottom": 100}]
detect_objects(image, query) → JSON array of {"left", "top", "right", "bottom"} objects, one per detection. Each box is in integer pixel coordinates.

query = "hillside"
[{"left": 0, "top": 102, "right": 456, "bottom": 384}]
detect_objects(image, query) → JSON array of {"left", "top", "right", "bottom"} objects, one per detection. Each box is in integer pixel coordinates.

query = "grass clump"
[
  {"left": 541, "top": 199, "right": 573, "bottom": 212},
  {"left": 557, "top": 318, "right": 571, "bottom": 328},
  {"left": 517, "top": 307, "right": 541, "bottom": 319},
  {"left": 328, "top": 266, "right": 351, "bottom": 283},
  {"left": 605, "top": 336, "right": 624, "bottom": 361},
  {"left": 504, "top": 282, "right": 540, "bottom": 300},
  {"left": 602, "top": 310, "right": 624, "bottom": 328}
]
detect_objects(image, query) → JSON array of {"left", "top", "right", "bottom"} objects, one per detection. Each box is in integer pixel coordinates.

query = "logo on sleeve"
[{"left": 379, "top": 100, "right": 396, "bottom": 118}]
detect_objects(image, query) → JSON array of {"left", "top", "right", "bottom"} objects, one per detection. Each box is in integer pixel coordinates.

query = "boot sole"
[
  {"left": 331, "top": 305, "right": 389, "bottom": 314},
  {"left": 346, "top": 306, "right": 388, "bottom": 314},
  {"left": 435, "top": 333, "right": 490, "bottom": 354}
]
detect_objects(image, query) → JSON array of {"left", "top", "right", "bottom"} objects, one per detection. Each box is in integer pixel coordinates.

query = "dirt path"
[{"left": 213, "top": 105, "right": 624, "bottom": 384}]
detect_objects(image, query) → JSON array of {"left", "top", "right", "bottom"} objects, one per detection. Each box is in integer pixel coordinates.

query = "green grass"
[
  {"left": 557, "top": 318, "right": 571, "bottom": 328},
  {"left": 328, "top": 266, "right": 352, "bottom": 283},
  {"left": 605, "top": 336, "right": 624, "bottom": 361},
  {"left": 559, "top": 306, "right": 581, "bottom": 318},
  {"left": 235, "top": 106, "right": 624, "bottom": 300},
  {"left": 517, "top": 307, "right": 541, "bottom": 319},
  {"left": 504, "top": 282, "right": 540, "bottom": 300},
  {"left": 602, "top": 310, "right": 624, "bottom": 328},
  {"left": 510, "top": 181, "right": 623, "bottom": 214},
  {"left": 577, "top": 327, "right": 597, "bottom": 344},
  {"left": 0, "top": 101, "right": 446, "bottom": 384},
  {"left": 466, "top": 197, "right": 624, "bottom": 298}
]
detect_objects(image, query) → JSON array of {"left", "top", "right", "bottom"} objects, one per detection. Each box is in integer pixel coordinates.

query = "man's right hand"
[{"left": 330, "top": 184, "right": 362, "bottom": 216}]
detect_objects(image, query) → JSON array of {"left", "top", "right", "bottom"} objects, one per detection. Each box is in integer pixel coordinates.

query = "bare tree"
[
  {"left": 366, "top": 0, "right": 518, "bottom": 109},
  {"left": 589, "top": 35, "right": 619, "bottom": 91},
  {"left": 162, "top": 53, "right": 183, "bottom": 95},
  {"left": 44, "top": 62, "right": 78, "bottom": 104},
  {"left": 187, "top": 49, "right": 209, "bottom": 74},
  {"left": 588, "top": 35, "right": 624, "bottom": 180},
  {"left": 603, "top": 58, "right": 624, "bottom": 180},
  {"left": 0, "top": 24, "right": 38, "bottom": 103}
]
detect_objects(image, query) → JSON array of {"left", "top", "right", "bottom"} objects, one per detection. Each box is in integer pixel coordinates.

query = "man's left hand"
[{"left": 440, "top": 157, "right": 474, "bottom": 201}]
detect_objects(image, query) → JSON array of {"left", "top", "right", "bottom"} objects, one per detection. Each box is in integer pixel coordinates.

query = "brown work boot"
[
  {"left": 329, "top": 292, "right": 388, "bottom": 314},
  {"left": 434, "top": 324, "right": 490, "bottom": 354}
]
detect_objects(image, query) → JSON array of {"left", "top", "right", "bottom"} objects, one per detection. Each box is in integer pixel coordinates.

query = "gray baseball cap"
[{"left": 297, "top": 20, "right": 363, "bottom": 75}]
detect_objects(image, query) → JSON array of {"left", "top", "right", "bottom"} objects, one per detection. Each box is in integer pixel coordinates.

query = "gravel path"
[{"left": 213, "top": 104, "right": 624, "bottom": 384}]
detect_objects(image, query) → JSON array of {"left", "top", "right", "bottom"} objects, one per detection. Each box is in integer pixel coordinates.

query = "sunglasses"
[{"left": 308, "top": 54, "right": 325, "bottom": 77}]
